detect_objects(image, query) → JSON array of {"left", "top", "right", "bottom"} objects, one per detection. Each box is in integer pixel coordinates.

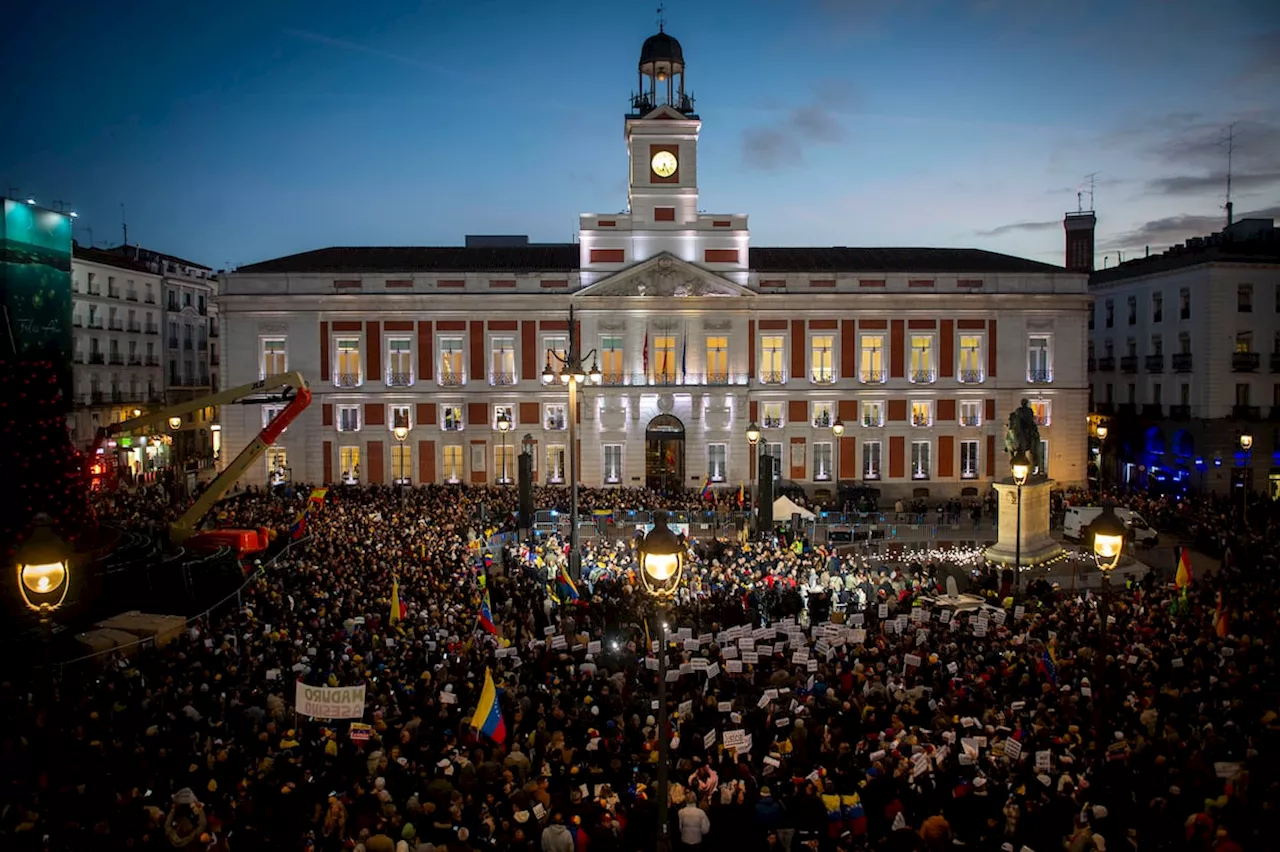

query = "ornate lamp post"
[
  {"left": 1090, "top": 503, "right": 1125, "bottom": 728},
  {"left": 1095, "top": 423, "right": 1108, "bottom": 487},
  {"left": 393, "top": 424, "right": 409, "bottom": 483},
  {"left": 637, "top": 511, "right": 686, "bottom": 852},
  {"left": 1010, "top": 450, "right": 1031, "bottom": 592},
  {"left": 831, "top": 418, "right": 844, "bottom": 498},
  {"left": 1239, "top": 432, "right": 1253, "bottom": 521},
  {"left": 542, "top": 304, "right": 601, "bottom": 580},
  {"left": 496, "top": 411, "right": 513, "bottom": 484},
  {"left": 746, "top": 421, "right": 760, "bottom": 532}
]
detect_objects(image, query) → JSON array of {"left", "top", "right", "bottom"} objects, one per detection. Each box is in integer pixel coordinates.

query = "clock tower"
[{"left": 579, "top": 27, "right": 749, "bottom": 287}]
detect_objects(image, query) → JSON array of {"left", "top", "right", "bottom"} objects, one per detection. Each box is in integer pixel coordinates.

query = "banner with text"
[{"left": 295, "top": 682, "right": 366, "bottom": 719}]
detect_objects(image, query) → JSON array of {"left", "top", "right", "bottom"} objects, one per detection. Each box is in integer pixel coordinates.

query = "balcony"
[
  {"left": 958, "top": 369, "right": 984, "bottom": 383},
  {"left": 145, "top": 355, "right": 159, "bottom": 366},
  {"left": 760, "top": 370, "right": 785, "bottom": 384},
  {"left": 649, "top": 373, "right": 680, "bottom": 386},
  {"left": 210, "top": 354, "right": 220, "bottom": 366},
  {"left": 1120, "top": 356, "right": 1139, "bottom": 373},
  {"left": 601, "top": 373, "right": 627, "bottom": 386},
  {"left": 144, "top": 294, "right": 156, "bottom": 304},
  {"left": 961, "top": 468, "right": 979, "bottom": 480},
  {"left": 489, "top": 371, "right": 517, "bottom": 386},
  {"left": 145, "top": 323, "right": 158, "bottom": 335},
  {"left": 1145, "top": 355, "right": 1165, "bottom": 373},
  {"left": 704, "top": 372, "right": 731, "bottom": 386},
  {"left": 127, "top": 322, "right": 141, "bottom": 333},
  {"left": 1231, "top": 352, "right": 1260, "bottom": 372},
  {"left": 334, "top": 373, "right": 362, "bottom": 388},
  {"left": 168, "top": 337, "right": 178, "bottom": 349},
  {"left": 442, "top": 419, "right": 465, "bottom": 432},
  {"left": 860, "top": 369, "right": 886, "bottom": 384},
  {"left": 197, "top": 340, "right": 207, "bottom": 351},
  {"left": 126, "top": 291, "right": 137, "bottom": 302},
  {"left": 1271, "top": 352, "right": 1280, "bottom": 372},
  {"left": 810, "top": 372, "right": 836, "bottom": 385},
  {"left": 439, "top": 372, "right": 465, "bottom": 387},
  {"left": 861, "top": 417, "right": 883, "bottom": 428},
  {"left": 386, "top": 371, "right": 412, "bottom": 387},
  {"left": 1172, "top": 353, "right": 1193, "bottom": 372},
  {"left": 863, "top": 471, "right": 881, "bottom": 481},
  {"left": 1034, "top": 415, "right": 1051, "bottom": 427},
  {"left": 88, "top": 352, "right": 104, "bottom": 364},
  {"left": 128, "top": 355, "right": 142, "bottom": 366},
  {"left": 73, "top": 318, "right": 83, "bottom": 328},
  {"left": 960, "top": 414, "right": 981, "bottom": 427},
  {"left": 73, "top": 353, "right": 84, "bottom": 364},
  {"left": 108, "top": 320, "right": 124, "bottom": 331},
  {"left": 1097, "top": 356, "right": 1115, "bottom": 371},
  {"left": 88, "top": 285, "right": 101, "bottom": 296},
  {"left": 544, "top": 417, "right": 567, "bottom": 431},
  {"left": 763, "top": 417, "right": 784, "bottom": 429},
  {"left": 910, "top": 369, "right": 937, "bottom": 384},
  {"left": 1232, "top": 405, "right": 1260, "bottom": 419},
  {"left": 911, "top": 470, "right": 930, "bottom": 481},
  {"left": 108, "top": 288, "right": 121, "bottom": 299},
  {"left": 1170, "top": 404, "right": 1191, "bottom": 420},
  {"left": 108, "top": 353, "right": 124, "bottom": 365},
  {"left": 911, "top": 414, "right": 933, "bottom": 427},
  {"left": 1027, "top": 368, "right": 1053, "bottom": 384},
  {"left": 88, "top": 318, "right": 105, "bottom": 330},
  {"left": 167, "top": 300, "right": 180, "bottom": 312},
  {"left": 209, "top": 326, "right": 218, "bottom": 338}
]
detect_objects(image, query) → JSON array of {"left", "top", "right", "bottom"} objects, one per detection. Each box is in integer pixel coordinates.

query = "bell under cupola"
[{"left": 630, "top": 24, "right": 697, "bottom": 117}]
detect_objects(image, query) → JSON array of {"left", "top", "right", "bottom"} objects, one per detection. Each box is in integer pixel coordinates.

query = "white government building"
[{"left": 218, "top": 27, "right": 1090, "bottom": 497}]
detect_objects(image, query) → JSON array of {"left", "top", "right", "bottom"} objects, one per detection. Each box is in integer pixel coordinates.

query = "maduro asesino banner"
[{"left": 295, "top": 682, "right": 366, "bottom": 719}]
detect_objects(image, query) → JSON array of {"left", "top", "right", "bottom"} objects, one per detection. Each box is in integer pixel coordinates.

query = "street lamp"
[
  {"left": 637, "top": 511, "right": 686, "bottom": 852},
  {"left": 16, "top": 522, "right": 71, "bottom": 618},
  {"left": 168, "top": 415, "right": 182, "bottom": 430},
  {"left": 1091, "top": 504, "right": 1126, "bottom": 573},
  {"left": 1095, "top": 424, "right": 1108, "bottom": 441},
  {"left": 746, "top": 422, "right": 761, "bottom": 532},
  {"left": 393, "top": 424, "right": 409, "bottom": 483},
  {"left": 496, "top": 411, "right": 512, "bottom": 484},
  {"left": 1010, "top": 451, "right": 1031, "bottom": 592},
  {"left": 831, "top": 418, "right": 844, "bottom": 493},
  {"left": 1095, "top": 423, "right": 1108, "bottom": 487},
  {"left": 1239, "top": 432, "right": 1253, "bottom": 522}
]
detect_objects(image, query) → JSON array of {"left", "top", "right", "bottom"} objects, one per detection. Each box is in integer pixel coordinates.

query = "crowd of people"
[{"left": 3, "top": 480, "right": 1276, "bottom": 852}]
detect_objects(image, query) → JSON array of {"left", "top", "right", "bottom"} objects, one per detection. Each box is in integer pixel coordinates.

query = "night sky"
[{"left": 3, "top": 0, "right": 1277, "bottom": 269}]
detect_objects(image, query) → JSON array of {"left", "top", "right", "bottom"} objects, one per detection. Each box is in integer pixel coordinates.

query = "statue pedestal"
[{"left": 984, "top": 478, "right": 1063, "bottom": 566}]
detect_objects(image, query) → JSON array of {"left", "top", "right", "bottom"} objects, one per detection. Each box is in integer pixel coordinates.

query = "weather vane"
[{"left": 657, "top": 2, "right": 665, "bottom": 31}]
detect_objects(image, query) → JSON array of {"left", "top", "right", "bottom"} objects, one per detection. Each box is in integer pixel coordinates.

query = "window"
[
  {"left": 652, "top": 335, "right": 676, "bottom": 383},
  {"left": 910, "top": 400, "right": 933, "bottom": 427},
  {"left": 263, "top": 404, "right": 286, "bottom": 430},
  {"left": 1126, "top": 338, "right": 1137, "bottom": 358},
  {"left": 1238, "top": 284, "right": 1253, "bottom": 313},
  {"left": 909, "top": 335, "right": 936, "bottom": 383},
  {"left": 764, "top": 442, "right": 783, "bottom": 479},
  {"left": 546, "top": 444, "right": 565, "bottom": 483},
  {"left": 761, "top": 336, "right": 785, "bottom": 383},
  {"left": 762, "top": 402, "right": 784, "bottom": 429},
  {"left": 335, "top": 338, "right": 362, "bottom": 386},
  {"left": 490, "top": 337, "right": 516, "bottom": 385},
  {"left": 959, "top": 400, "right": 981, "bottom": 427},
  {"left": 492, "top": 404, "right": 515, "bottom": 430},
  {"left": 1178, "top": 332, "right": 1190, "bottom": 354},
  {"left": 1179, "top": 288, "right": 1191, "bottom": 320},
  {"left": 543, "top": 336, "right": 569, "bottom": 377},
  {"left": 495, "top": 444, "right": 515, "bottom": 484},
  {"left": 1035, "top": 440, "right": 1049, "bottom": 477},
  {"left": 442, "top": 404, "right": 464, "bottom": 431},
  {"left": 811, "top": 401, "right": 833, "bottom": 428},
  {"left": 1030, "top": 399, "right": 1051, "bottom": 427},
  {"left": 339, "top": 446, "right": 361, "bottom": 483},
  {"left": 266, "top": 447, "right": 288, "bottom": 485},
  {"left": 810, "top": 335, "right": 835, "bottom": 383},
  {"left": 707, "top": 444, "right": 727, "bottom": 481},
  {"left": 911, "top": 441, "right": 931, "bottom": 479},
  {"left": 1028, "top": 335, "right": 1052, "bottom": 382},
  {"left": 603, "top": 444, "right": 623, "bottom": 483},
  {"left": 390, "top": 404, "right": 411, "bottom": 430},
  {"left": 960, "top": 440, "right": 979, "bottom": 479},
  {"left": 1235, "top": 383, "right": 1250, "bottom": 405},
  {"left": 958, "top": 335, "right": 983, "bottom": 383},
  {"left": 600, "top": 336, "right": 623, "bottom": 383},
  {"left": 1105, "top": 383, "right": 1114, "bottom": 403},
  {"left": 443, "top": 445, "right": 464, "bottom": 482},
  {"left": 1152, "top": 292, "right": 1163, "bottom": 323},
  {"left": 706, "top": 336, "right": 728, "bottom": 383},
  {"left": 862, "top": 441, "right": 881, "bottom": 480},
  {"left": 1127, "top": 295, "right": 1137, "bottom": 325},
  {"left": 859, "top": 335, "right": 885, "bottom": 383},
  {"left": 439, "top": 337, "right": 464, "bottom": 385},
  {"left": 1148, "top": 334, "right": 1162, "bottom": 357},
  {"left": 544, "top": 402, "right": 567, "bottom": 431},
  {"left": 261, "top": 338, "right": 287, "bottom": 378},
  {"left": 1180, "top": 384, "right": 1189, "bottom": 405},
  {"left": 861, "top": 400, "right": 884, "bottom": 427},
  {"left": 1152, "top": 383, "right": 1162, "bottom": 405},
  {"left": 1105, "top": 299, "right": 1114, "bottom": 328},
  {"left": 391, "top": 444, "right": 412, "bottom": 483},
  {"left": 1236, "top": 332, "right": 1253, "bottom": 353},
  {"left": 1127, "top": 383, "right": 1136, "bottom": 404},
  {"left": 813, "top": 442, "right": 833, "bottom": 481},
  {"left": 387, "top": 339, "right": 412, "bottom": 386},
  {"left": 337, "top": 405, "right": 361, "bottom": 432}
]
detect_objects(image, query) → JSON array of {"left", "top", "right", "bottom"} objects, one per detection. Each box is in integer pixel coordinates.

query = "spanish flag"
[
  {"left": 1174, "top": 547, "right": 1193, "bottom": 590},
  {"left": 309, "top": 487, "right": 328, "bottom": 504},
  {"left": 737, "top": 482, "right": 745, "bottom": 509},
  {"left": 470, "top": 668, "right": 506, "bottom": 743},
  {"left": 1215, "top": 592, "right": 1230, "bottom": 638},
  {"left": 389, "top": 575, "right": 404, "bottom": 625}
]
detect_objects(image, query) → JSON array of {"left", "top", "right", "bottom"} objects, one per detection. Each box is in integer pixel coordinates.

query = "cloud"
[
  {"left": 1147, "top": 172, "right": 1280, "bottom": 196},
  {"left": 284, "top": 29, "right": 463, "bottom": 78},
  {"left": 973, "top": 220, "right": 1059, "bottom": 237},
  {"left": 1232, "top": 29, "right": 1280, "bottom": 83},
  {"left": 740, "top": 80, "right": 860, "bottom": 171},
  {"left": 1100, "top": 204, "right": 1280, "bottom": 251},
  {"left": 1133, "top": 112, "right": 1280, "bottom": 197}
]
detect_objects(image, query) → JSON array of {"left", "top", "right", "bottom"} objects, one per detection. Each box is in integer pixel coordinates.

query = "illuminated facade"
[{"left": 219, "top": 28, "right": 1090, "bottom": 496}]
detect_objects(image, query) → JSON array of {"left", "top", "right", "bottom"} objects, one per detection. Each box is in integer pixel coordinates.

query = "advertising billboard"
[{"left": 0, "top": 199, "right": 74, "bottom": 401}]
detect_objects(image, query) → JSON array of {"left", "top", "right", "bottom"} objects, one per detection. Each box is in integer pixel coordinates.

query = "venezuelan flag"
[
  {"left": 289, "top": 508, "right": 308, "bottom": 539},
  {"left": 470, "top": 668, "right": 506, "bottom": 743},
  {"left": 700, "top": 477, "right": 712, "bottom": 500},
  {"left": 478, "top": 589, "right": 498, "bottom": 635},
  {"left": 557, "top": 564, "right": 580, "bottom": 602},
  {"left": 1175, "top": 547, "right": 1193, "bottom": 590}
]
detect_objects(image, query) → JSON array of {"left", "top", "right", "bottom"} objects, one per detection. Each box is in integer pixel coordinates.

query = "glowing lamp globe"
[
  {"left": 1010, "top": 451, "right": 1031, "bottom": 486},
  {"left": 393, "top": 425, "right": 409, "bottom": 442},
  {"left": 1096, "top": 424, "right": 1108, "bottom": 441},
  {"left": 746, "top": 422, "right": 761, "bottom": 446},
  {"left": 168, "top": 415, "right": 182, "bottom": 430},
  {"left": 16, "top": 522, "right": 71, "bottom": 613},
  {"left": 1240, "top": 433, "right": 1253, "bottom": 451},
  {"left": 1091, "top": 505, "right": 1126, "bottom": 572},
  {"left": 637, "top": 511, "right": 685, "bottom": 599},
  {"left": 832, "top": 418, "right": 845, "bottom": 437}
]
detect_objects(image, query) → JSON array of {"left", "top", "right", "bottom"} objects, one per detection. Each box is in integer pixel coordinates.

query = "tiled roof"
[
  {"left": 1090, "top": 237, "right": 1280, "bottom": 286},
  {"left": 72, "top": 244, "right": 156, "bottom": 275},
  {"left": 235, "top": 244, "right": 1063, "bottom": 275}
]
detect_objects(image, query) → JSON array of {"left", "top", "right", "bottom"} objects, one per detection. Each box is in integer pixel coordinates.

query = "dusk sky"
[{"left": 3, "top": 0, "right": 1277, "bottom": 270}]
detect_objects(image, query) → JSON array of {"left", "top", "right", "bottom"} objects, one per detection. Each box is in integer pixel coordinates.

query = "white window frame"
[
  {"left": 959, "top": 400, "right": 982, "bottom": 427},
  {"left": 911, "top": 440, "right": 931, "bottom": 480},
  {"left": 438, "top": 337, "right": 465, "bottom": 385},
  {"left": 811, "top": 401, "right": 834, "bottom": 428},
  {"left": 960, "top": 439, "right": 980, "bottom": 479},
  {"left": 705, "top": 335, "right": 729, "bottom": 383},
  {"left": 263, "top": 403, "right": 286, "bottom": 430},
  {"left": 1027, "top": 334, "right": 1053, "bottom": 383},
  {"left": 813, "top": 441, "right": 833, "bottom": 481},
  {"left": 1036, "top": 439, "right": 1049, "bottom": 477},
  {"left": 760, "top": 335, "right": 786, "bottom": 384},
  {"left": 542, "top": 335, "right": 569, "bottom": 383},
  {"left": 442, "top": 403, "right": 465, "bottom": 432},
  {"left": 260, "top": 337, "right": 287, "bottom": 379},
  {"left": 762, "top": 402, "right": 785, "bottom": 429},
  {"left": 495, "top": 444, "right": 515, "bottom": 484},
  {"left": 764, "top": 442, "right": 783, "bottom": 480},
  {"left": 707, "top": 443, "right": 727, "bottom": 482},
  {"left": 389, "top": 404, "right": 411, "bottom": 431},
  {"left": 957, "top": 333, "right": 984, "bottom": 383},
  {"left": 859, "top": 334, "right": 886, "bottom": 384},
  {"left": 339, "top": 446, "right": 361, "bottom": 483},
  {"left": 490, "top": 336, "right": 516, "bottom": 386},
  {"left": 861, "top": 400, "right": 884, "bottom": 428},
  {"left": 603, "top": 444, "right": 623, "bottom": 484},
  {"left": 266, "top": 446, "right": 288, "bottom": 485},
  {"left": 333, "top": 337, "right": 363, "bottom": 387},
  {"left": 809, "top": 334, "right": 836, "bottom": 384},
  {"left": 546, "top": 444, "right": 566, "bottom": 483},
  {"left": 492, "top": 403, "right": 515, "bottom": 430},
  {"left": 544, "top": 402, "right": 567, "bottom": 431},
  {"left": 598, "top": 336, "right": 623, "bottom": 384},
  {"left": 391, "top": 442, "right": 412, "bottom": 484},
  {"left": 908, "top": 334, "right": 937, "bottom": 384},
  {"left": 1030, "top": 398, "right": 1051, "bottom": 427},
  {"left": 651, "top": 334, "right": 677, "bottom": 383},
  {"left": 910, "top": 400, "right": 934, "bottom": 427},
  {"left": 862, "top": 441, "right": 881, "bottom": 480},
  {"left": 386, "top": 338, "right": 413, "bottom": 386},
  {"left": 442, "top": 445, "right": 464, "bottom": 483},
  {"left": 337, "top": 404, "right": 361, "bottom": 433}
]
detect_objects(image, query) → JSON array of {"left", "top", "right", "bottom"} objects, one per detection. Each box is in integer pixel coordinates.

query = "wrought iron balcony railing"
[
  {"left": 958, "top": 369, "right": 984, "bottom": 383},
  {"left": 1232, "top": 352, "right": 1260, "bottom": 372},
  {"left": 1120, "top": 356, "right": 1139, "bottom": 373},
  {"left": 386, "top": 371, "right": 413, "bottom": 387},
  {"left": 1097, "top": 356, "right": 1116, "bottom": 371},
  {"left": 490, "top": 371, "right": 516, "bottom": 386},
  {"left": 910, "top": 369, "right": 937, "bottom": 384},
  {"left": 1145, "top": 355, "right": 1164, "bottom": 373},
  {"left": 1027, "top": 368, "right": 1053, "bottom": 383},
  {"left": 334, "top": 372, "right": 362, "bottom": 388},
  {"left": 1172, "top": 353, "right": 1193, "bottom": 372},
  {"left": 860, "top": 369, "right": 886, "bottom": 384},
  {"left": 439, "top": 371, "right": 465, "bottom": 387},
  {"left": 960, "top": 414, "right": 981, "bottom": 427},
  {"left": 759, "top": 370, "right": 785, "bottom": 384}
]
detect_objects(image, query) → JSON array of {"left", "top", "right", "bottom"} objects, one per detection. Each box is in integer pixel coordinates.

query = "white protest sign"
[
  {"left": 1035, "top": 750, "right": 1052, "bottom": 771},
  {"left": 704, "top": 730, "right": 716, "bottom": 750},
  {"left": 1004, "top": 739, "right": 1023, "bottom": 761},
  {"left": 723, "top": 730, "right": 748, "bottom": 750},
  {"left": 296, "top": 682, "right": 367, "bottom": 719}
]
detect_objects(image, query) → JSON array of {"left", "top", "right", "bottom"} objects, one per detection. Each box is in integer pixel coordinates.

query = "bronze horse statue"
[{"left": 1004, "top": 398, "right": 1043, "bottom": 476}]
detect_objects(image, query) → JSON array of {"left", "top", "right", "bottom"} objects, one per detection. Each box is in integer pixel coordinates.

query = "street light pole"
[
  {"left": 831, "top": 418, "right": 844, "bottom": 501},
  {"left": 1239, "top": 433, "right": 1253, "bottom": 524},
  {"left": 746, "top": 421, "right": 761, "bottom": 537},
  {"left": 1010, "top": 451, "right": 1031, "bottom": 594},
  {"left": 655, "top": 609, "right": 670, "bottom": 851}
]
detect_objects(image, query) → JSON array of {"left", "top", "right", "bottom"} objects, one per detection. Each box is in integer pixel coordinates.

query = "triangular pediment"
[
  {"left": 576, "top": 252, "right": 754, "bottom": 299},
  {"left": 638, "top": 105, "right": 696, "bottom": 121}
]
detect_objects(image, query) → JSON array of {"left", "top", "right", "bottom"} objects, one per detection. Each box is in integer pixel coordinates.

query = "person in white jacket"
[{"left": 677, "top": 796, "right": 711, "bottom": 847}]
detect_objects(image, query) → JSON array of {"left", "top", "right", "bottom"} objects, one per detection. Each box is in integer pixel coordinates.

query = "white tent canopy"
[{"left": 772, "top": 495, "right": 815, "bottom": 521}]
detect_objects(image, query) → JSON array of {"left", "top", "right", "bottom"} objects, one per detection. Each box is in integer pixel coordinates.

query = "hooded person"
[{"left": 541, "top": 813, "right": 574, "bottom": 852}]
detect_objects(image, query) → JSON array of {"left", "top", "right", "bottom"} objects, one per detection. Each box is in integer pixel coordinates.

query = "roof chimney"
[{"left": 1063, "top": 211, "right": 1097, "bottom": 273}]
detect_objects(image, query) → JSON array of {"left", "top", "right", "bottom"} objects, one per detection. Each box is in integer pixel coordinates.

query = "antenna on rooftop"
[
  {"left": 121, "top": 203, "right": 129, "bottom": 250},
  {"left": 1080, "top": 173, "right": 1098, "bottom": 213},
  {"left": 1221, "top": 122, "right": 1238, "bottom": 228}
]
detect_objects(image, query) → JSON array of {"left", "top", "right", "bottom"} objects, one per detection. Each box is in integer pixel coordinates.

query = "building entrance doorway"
[{"left": 645, "top": 413, "right": 685, "bottom": 493}]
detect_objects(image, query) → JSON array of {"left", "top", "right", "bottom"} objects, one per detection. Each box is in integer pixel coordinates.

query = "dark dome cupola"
[{"left": 631, "top": 24, "right": 696, "bottom": 117}]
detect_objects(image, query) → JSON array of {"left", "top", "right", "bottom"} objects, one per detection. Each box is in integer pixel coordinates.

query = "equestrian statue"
[{"left": 1004, "top": 398, "right": 1043, "bottom": 477}]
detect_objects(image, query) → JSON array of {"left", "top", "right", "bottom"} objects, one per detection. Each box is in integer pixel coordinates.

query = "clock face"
[{"left": 651, "top": 150, "right": 678, "bottom": 178}]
